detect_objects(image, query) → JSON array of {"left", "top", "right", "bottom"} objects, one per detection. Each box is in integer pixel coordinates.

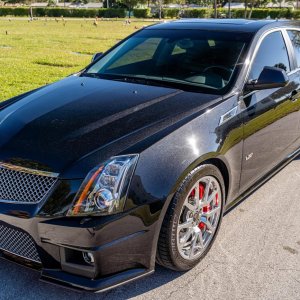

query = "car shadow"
[
  {"left": 0, "top": 258, "right": 182, "bottom": 299},
  {"left": 93, "top": 266, "right": 182, "bottom": 299},
  {"left": 293, "top": 154, "right": 300, "bottom": 160}
]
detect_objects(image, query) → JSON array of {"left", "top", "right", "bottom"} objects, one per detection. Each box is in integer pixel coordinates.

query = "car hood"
[{"left": 0, "top": 75, "right": 221, "bottom": 178}]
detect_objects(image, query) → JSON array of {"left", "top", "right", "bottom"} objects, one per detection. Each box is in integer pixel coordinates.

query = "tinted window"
[
  {"left": 86, "top": 30, "right": 252, "bottom": 94},
  {"left": 249, "top": 31, "right": 290, "bottom": 80},
  {"left": 106, "top": 38, "right": 161, "bottom": 69},
  {"left": 288, "top": 30, "right": 300, "bottom": 68}
]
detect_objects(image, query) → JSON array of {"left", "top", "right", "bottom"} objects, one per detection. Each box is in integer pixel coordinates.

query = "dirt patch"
[
  {"left": 283, "top": 246, "right": 298, "bottom": 255},
  {"left": 0, "top": 45, "right": 12, "bottom": 49},
  {"left": 35, "top": 61, "right": 79, "bottom": 68}
]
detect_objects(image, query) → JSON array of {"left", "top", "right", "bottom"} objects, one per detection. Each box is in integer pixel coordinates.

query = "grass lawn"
[{"left": 0, "top": 18, "right": 154, "bottom": 101}]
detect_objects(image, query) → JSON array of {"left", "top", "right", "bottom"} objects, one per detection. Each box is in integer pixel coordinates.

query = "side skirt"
[{"left": 224, "top": 147, "right": 300, "bottom": 214}]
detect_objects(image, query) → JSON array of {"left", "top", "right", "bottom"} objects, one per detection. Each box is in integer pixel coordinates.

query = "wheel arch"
[
  {"left": 157, "top": 154, "right": 231, "bottom": 223},
  {"left": 145, "top": 151, "right": 232, "bottom": 268},
  {"left": 205, "top": 157, "right": 230, "bottom": 202},
  {"left": 169, "top": 155, "right": 231, "bottom": 207},
  {"left": 156, "top": 154, "right": 231, "bottom": 236},
  {"left": 154, "top": 155, "right": 230, "bottom": 266}
]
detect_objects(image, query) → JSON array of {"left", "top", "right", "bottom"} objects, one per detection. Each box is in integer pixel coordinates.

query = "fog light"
[{"left": 83, "top": 252, "right": 94, "bottom": 265}]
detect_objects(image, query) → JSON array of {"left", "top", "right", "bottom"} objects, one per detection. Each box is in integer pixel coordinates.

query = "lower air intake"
[{"left": 0, "top": 224, "right": 41, "bottom": 263}]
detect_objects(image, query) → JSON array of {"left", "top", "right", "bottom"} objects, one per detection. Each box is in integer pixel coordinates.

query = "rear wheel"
[{"left": 157, "top": 164, "right": 225, "bottom": 271}]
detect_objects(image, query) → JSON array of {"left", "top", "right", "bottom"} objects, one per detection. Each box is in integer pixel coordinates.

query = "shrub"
[
  {"left": 231, "top": 8, "right": 292, "bottom": 19},
  {"left": 133, "top": 8, "right": 150, "bottom": 18},
  {"left": 163, "top": 8, "right": 180, "bottom": 19},
  {"left": 98, "top": 8, "right": 126, "bottom": 18},
  {"left": 0, "top": 7, "right": 299, "bottom": 20},
  {"left": 285, "top": 8, "right": 293, "bottom": 19},
  {"left": 292, "top": 10, "right": 300, "bottom": 19},
  {"left": 214, "top": 8, "right": 294, "bottom": 19},
  {"left": 0, "top": 7, "right": 126, "bottom": 18},
  {"left": 11, "top": 7, "right": 29, "bottom": 16},
  {"left": 0, "top": 7, "right": 29, "bottom": 17},
  {"left": 34, "top": 8, "right": 48, "bottom": 17},
  {"left": 249, "top": 8, "right": 269, "bottom": 18},
  {"left": 152, "top": 9, "right": 164, "bottom": 19},
  {"left": 215, "top": 8, "right": 227, "bottom": 18},
  {"left": 181, "top": 8, "right": 210, "bottom": 18},
  {"left": 232, "top": 9, "right": 245, "bottom": 18}
]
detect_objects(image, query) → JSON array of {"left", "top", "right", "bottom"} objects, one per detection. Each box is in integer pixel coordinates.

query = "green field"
[{"left": 0, "top": 18, "right": 153, "bottom": 101}]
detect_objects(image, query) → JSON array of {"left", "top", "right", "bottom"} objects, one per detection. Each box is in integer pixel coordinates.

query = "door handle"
[{"left": 290, "top": 90, "right": 299, "bottom": 102}]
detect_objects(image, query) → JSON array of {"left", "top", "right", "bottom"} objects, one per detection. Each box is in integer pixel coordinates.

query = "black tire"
[{"left": 156, "top": 164, "right": 225, "bottom": 271}]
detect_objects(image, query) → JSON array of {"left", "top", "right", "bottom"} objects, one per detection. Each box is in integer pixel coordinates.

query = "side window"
[
  {"left": 287, "top": 30, "right": 300, "bottom": 68},
  {"left": 171, "top": 44, "right": 186, "bottom": 56},
  {"left": 249, "top": 31, "right": 290, "bottom": 80}
]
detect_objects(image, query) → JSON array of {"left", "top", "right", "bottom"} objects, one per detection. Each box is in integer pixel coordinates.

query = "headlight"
[{"left": 67, "top": 154, "right": 138, "bottom": 216}]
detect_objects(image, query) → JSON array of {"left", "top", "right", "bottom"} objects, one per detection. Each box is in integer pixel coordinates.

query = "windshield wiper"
[
  {"left": 81, "top": 73, "right": 178, "bottom": 89},
  {"left": 161, "top": 77, "right": 218, "bottom": 90},
  {"left": 81, "top": 73, "right": 217, "bottom": 92}
]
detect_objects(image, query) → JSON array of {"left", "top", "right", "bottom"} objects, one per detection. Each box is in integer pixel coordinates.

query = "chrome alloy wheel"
[{"left": 177, "top": 176, "right": 222, "bottom": 260}]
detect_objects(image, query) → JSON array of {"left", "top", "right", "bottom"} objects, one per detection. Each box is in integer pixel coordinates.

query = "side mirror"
[
  {"left": 245, "top": 66, "right": 289, "bottom": 91},
  {"left": 91, "top": 52, "right": 103, "bottom": 63}
]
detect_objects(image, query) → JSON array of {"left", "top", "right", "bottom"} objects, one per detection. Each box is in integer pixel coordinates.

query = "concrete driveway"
[{"left": 0, "top": 159, "right": 299, "bottom": 300}]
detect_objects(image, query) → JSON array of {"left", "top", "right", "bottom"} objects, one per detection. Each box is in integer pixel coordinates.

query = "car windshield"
[{"left": 84, "top": 29, "right": 252, "bottom": 94}]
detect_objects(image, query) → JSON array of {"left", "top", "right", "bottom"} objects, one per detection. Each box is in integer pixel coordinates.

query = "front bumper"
[{"left": 0, "top": 201, "right": 159, "bottom": 292}]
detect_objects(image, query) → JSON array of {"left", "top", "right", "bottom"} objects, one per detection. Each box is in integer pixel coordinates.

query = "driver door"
[{"left": 240, "top": 30, "right": 300, "bottom": 192}]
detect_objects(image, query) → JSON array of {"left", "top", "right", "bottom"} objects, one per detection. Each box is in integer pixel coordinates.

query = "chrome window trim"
[
  {"left": 287, "top": 68, "right": 299, "bottom": 76},
  {"left": 0, "top": 162, "right": 59, "bottom": 178}
]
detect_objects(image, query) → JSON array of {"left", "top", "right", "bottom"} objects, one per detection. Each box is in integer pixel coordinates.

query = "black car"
[{"left": 1, "top": 18, "right": 300, "bottom": 292}]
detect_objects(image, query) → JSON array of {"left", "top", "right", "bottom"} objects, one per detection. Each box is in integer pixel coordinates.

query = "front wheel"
[{"left": 157, "top": 164, "right": 225, "bottom": 271}]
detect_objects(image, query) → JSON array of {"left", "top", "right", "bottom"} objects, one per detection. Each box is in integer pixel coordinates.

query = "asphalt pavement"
[{"left": 0, "top": 158, "right": 299, "bottom": 300}]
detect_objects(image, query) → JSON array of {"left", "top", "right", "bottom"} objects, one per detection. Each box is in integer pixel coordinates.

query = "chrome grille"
[
  {"left": 0, "top": 163, "right": 58, "bottom": 204},
  {"left": 0, "top": 224, "right": 41, "bottom": 263}
]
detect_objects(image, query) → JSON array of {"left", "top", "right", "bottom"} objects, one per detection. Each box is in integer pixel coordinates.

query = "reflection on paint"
[{"left": 187, "top": 136, "right": 200, "bottom": 156}]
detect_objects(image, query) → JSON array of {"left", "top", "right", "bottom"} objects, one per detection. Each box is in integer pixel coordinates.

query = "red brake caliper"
[
  {"left": 198, "top": 183, "right": 206, "bottom": 230},
  {"left": 198, "top": 183, "right": 219, "bottom": 231},
  {"left": 189, "top": 188, "right": 195, "bottom": 199}
]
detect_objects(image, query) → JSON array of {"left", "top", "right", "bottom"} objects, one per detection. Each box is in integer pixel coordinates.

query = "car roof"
[{"left": 146, "top": 19, "right": 300, "bottom": 33}]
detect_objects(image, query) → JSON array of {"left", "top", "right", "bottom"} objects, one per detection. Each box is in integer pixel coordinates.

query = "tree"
[
  {"left": 158, "top": 0, "right": 162, "bottom": 19},
  {"left": 244, "top": 0, "right": 248, "bottom": 18},
  {"left": 118, "top": 0, "right": 146, "bottom": 17},
  {"left": 228, "top": 0, "right": 231, "bottom": 18},
  {"left": 247, "top": 0, "right": 254, "bottom": 18},
  {"left": 48, "top": 0, "right": 56, "bottom": 5},
  {"left": 213, "top": 0, "right": 217, "bottom": 18},
  {"left": 245, "top": 0, "right": 273, "bottom": 18}
]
